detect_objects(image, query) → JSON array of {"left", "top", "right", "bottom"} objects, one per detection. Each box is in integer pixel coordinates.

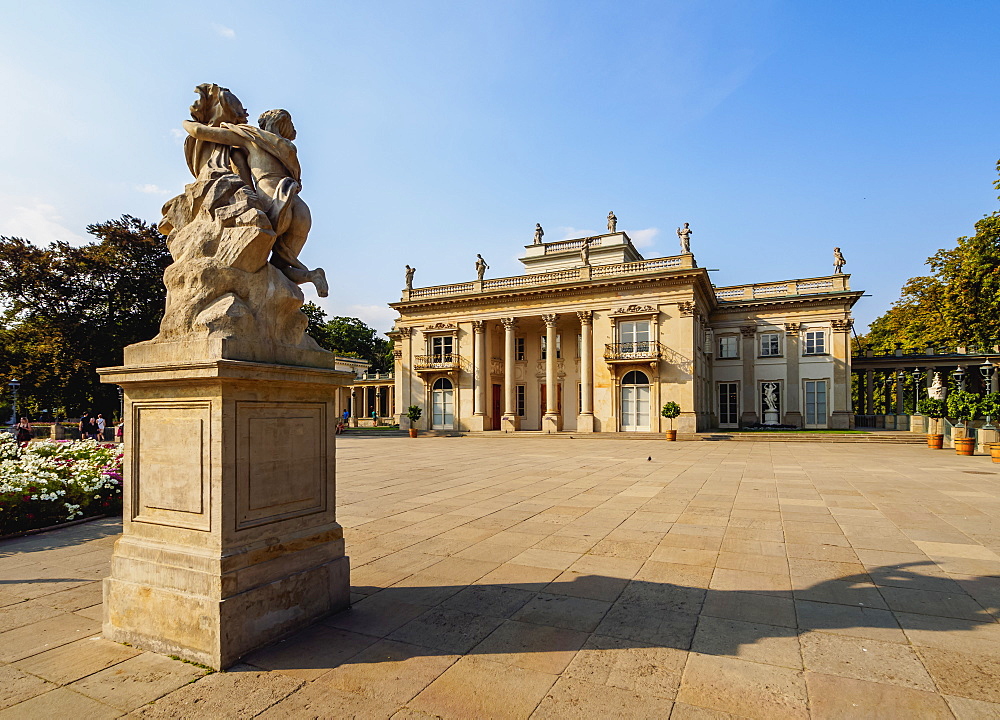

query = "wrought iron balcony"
[
  {"left": 604, "top": 341, "right": 664, "bottom": 363},
  {"left": 413, "top": 354, "right": 466, "bottom": 372}
]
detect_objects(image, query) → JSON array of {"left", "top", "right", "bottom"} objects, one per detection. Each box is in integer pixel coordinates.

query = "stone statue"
[
  {"left": 533, "top": 223, "right": 544, "bottom": 245},
  {"left": 928, "top": 372, "right": 946, "bottom": 400},
  {"left": 677, "top": 223, "right": 692, "bottom": 253},
  {"left": 475, "top": 253, "right": 489, "bottom": 281},
  {"left": 405, "top": 265, "right": 415, "bottom": 291},
  {"left": 763, "top": 382, "right": 779, "bottom": 413},
  {"left": 146, "top": 83, "right": 330, "bottom": 363},
  {"left": 833, "top": 247, "right": 846, "bottom": 274},
  {"left": 580, "top": 238, "right": 591, "bottom": 266},
  {"left": 607, "top": 211, "right": 617, "bottom": 233}
]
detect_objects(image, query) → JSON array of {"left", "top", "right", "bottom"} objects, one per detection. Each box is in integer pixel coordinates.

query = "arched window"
[
  {"left": 620, "top": 370, "right": 650, "bottom": 431},
  {"left": 431, "top": 377, "right": 454, "bottom": 428},
  {"left": 622, "top": 370, "right": 650, "bottom": 386}
]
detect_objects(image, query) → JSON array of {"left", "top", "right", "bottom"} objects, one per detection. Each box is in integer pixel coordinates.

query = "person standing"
[
  {"left": 15, "top": 417, "right": 32, "bottom": 447},
  {"left": 96, "top": 414, "right": 107, "bottom": 440},
  {"left": 78, "top": 411, "right": 90, "bottom": 440}
]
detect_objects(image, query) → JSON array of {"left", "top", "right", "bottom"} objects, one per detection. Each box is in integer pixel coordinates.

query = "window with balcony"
[
  {"left": 804, "top": 331, "right": 826, "bottom": 355},
  {"left": 618, "top": 320, "right": 651, "bottom": 352},
  {"left": 430, "top": 335, "right": 453, "bottom": 360},
  {"left": 719, "top": 336, "right": 739, "bottom": 359}
]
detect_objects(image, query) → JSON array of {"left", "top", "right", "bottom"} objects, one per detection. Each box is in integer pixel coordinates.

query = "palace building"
[{"left": 388, "top": 230, "right": 861, "bottom": 433}]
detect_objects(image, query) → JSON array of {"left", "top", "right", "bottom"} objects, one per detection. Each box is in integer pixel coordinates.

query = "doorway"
[
  {"left": 620, "top": 370, "right": 651, "bottom": 431},
  {"left": 804, "top": 380, "right": 828, "bottom": 428},
  {"left": 491, "top": 384, "right": 501, "bottom": 430},
  {"left": 431, "top": 377, "right": 454, "bottom": 429}
]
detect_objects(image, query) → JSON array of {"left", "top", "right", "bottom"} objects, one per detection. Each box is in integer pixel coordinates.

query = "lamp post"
[
  {"left": 117, "top": 386, "right": 124, "bottom": 425},
  {"left": 896, "top": 369, "right": 907, "bottom": 415},
  {"left": 953, "top": 366, "right": 966, "bottom": 391},
  {"left": 982, "top": 362, "right": 996, "bottom": 430},
  {"left": 912, "top": 368, "right": 923, "bottom": 414},
  {"left": 7, "top": 378, "right": 20, "bottom": 426}
]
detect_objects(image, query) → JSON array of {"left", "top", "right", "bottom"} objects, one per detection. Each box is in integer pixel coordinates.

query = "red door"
[{"left": 491, "top": 384, "right": 502, "bottom": 430}]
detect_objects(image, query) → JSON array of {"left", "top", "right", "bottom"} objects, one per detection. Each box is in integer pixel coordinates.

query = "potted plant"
[
  {"left": 406, "top": 405, "right": 422, "bottom": 438},
  {"left": 980, "top": 393, "right": 1000, "bottom": 463},
  {"left": 917, "top": 397, "right": 946, "bottom": 449},
  {"left": 661, "top": 402, "right": 681, "bottom": 441},
  {"left": 946, "top": 390, "right": 980, "bottom": 456}
]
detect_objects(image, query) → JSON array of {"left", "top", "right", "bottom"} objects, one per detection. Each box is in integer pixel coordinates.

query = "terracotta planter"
[
  {"left": 665, "top": 429, "right": 677, "bottom": 441},
  {"left": 926, "top": 434, "right": 944, "bottom": 449},
  {"left": 991, "top": 443, "right": 1000, "bottom": 463},
  {"left": 409, "top": 428, "right": 418, "bottom": 438},
  {"left": 955, "top": 438, "right": 975, "bottom": 456}
]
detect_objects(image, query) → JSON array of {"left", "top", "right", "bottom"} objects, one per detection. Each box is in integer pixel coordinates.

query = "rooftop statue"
[
  {"left": 607, "top": 211, "right": 617, "bottom": 233},
  {"left": 677, "top": 223, "right": 692, "bottom": 254},
  {"left": 833, "top": 247, "right": 846, "bottom": 274},
  {"left": 146, "top": 83, "right": 330, "bottom": 363},
  {"left": 533, "top": 223, "right": 544, "bottom": 245},
  {"left": 475, "top": 253, "right": 490, "bottom": 281},
  {"left": 580, "top": 237, "right": 591, "bottom": 266},
  {"left": 405, "top": 264, "right": 415, "bottom": 291}
]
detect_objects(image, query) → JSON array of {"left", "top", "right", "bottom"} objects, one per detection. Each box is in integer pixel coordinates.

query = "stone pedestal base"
[
  {"left": 575, "top": 414, "right": 595, "bottom": 433},
  {"left": 740, "top": 411, "right": 759, "bottom": 427},
  {"left": 98, "top": 357, "right": 354, "bottom": 669},
  {"left": 468, "top": 414, "right": 487, "bottom": 432},
  {"left": 542, "top": 414, "right": 561, "bottom": 433},
  {"left": 830, "top": 411, "right": 852, "bottom": 430},
  {"left": 501, "top": 414, "right": 520, "bottom": 433},
  {"left": 782, "top": 411, "right": 803, "bottom": 428}
]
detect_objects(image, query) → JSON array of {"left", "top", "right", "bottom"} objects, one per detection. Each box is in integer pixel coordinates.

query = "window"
[
  {"left": 719, "top": 336, "right": 738, "bottom": 359},
  {"left": 718, "top": 383, "right": 738, "bottom": 426},
  {"left": 515, "top": 337, "right": 525, "bottom": 361},
  {"left": 516, "top": 384, "right": 525, "bottom": 416},
  {"left": 541, "top": 335, "right": 562, "bottom": 359},
  {"left": 760, "top": 333, "right": 780, "bottom": 357},
  {"left": 577, "top": 334, "right": 582, "bottom": 358},
  {"left": 804, "top": 331, "right": 826, "bottom": 355},
  {"left": 619, "top": 320, "right": 651, "bottom": 351},
  {"left": 430, "top": 336, "right": 453, "bottom": 359}
]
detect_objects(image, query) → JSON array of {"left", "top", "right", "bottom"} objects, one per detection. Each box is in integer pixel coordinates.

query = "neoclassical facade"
[{"left": 389, "top": 231, "right": 862, "bottom": 433}]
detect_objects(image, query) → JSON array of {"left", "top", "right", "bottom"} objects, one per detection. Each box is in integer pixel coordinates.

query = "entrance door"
[
  {"left": 620, "top": 370, "right": 651, "bottom": 431},
  {"left": 491, "top": 384, "right": 502, "bottom": 430},
  {"left": 804, "top": 380, "right": 828, "bottom": 428},
  {"left": 431, "top": 377, "right": 454, "bottom": 429},
  {"left": 718, "top": 383, "right": 738, "bottom": 427}
]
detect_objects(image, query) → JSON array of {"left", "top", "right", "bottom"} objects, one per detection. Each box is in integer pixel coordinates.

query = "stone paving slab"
[{"left": 2, "top": 438, "right": 1000, "bottom": 717}]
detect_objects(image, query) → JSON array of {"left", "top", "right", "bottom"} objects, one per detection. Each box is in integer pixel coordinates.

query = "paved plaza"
[{"left": 2, "top": 437, "right": 1000, "bottom": 718}]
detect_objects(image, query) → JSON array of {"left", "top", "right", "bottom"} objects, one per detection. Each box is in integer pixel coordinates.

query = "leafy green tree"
[
  {"left": 857, "top": 160, "right": 1000, "bottom": 353},
  {"left": 0, "top": 216, "right": 171, "bottom": 417},
  {"left": 302, "top": 302, "right": 394, "bottom": 372}
]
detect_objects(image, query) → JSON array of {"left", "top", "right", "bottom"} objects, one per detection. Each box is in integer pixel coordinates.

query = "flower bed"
[{"left": 0, "top": 434, "right": 123, "bottom": 536}]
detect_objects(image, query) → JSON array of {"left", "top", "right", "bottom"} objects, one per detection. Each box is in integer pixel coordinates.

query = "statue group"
[{"left": 148, "top": 83, "right": 329, "bottom": 361}]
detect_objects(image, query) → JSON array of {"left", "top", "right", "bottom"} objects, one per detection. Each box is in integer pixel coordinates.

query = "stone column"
[
  {"left": 865, "top": 369, "right": 874, "bottom": 420},
  {"left": 740, "top": 325, "right": 758, "bottom": 426},
  {"left": 783, "top": 323, "right": 802, "bottom": 427},
  {"left": 542, "top": 314, "right": 560, "bottom": 432},
  {"left": 830, "top": 319, "right": 853, "bottom": 428},
  {"left": 576, "top": 310, "right": 595, "bottom": 432},
  {"left": 397, "top": 328, "right": 411, "bottom": 428},
  {"left": 471, "top": 320, "right": 486, "bottom": 431},
  {"left": 501, "top": 318, "right": 519, "bottom": 432}
]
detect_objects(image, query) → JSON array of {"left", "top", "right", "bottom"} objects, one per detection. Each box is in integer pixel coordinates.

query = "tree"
[
  {"left": 857, "top": 160, "right": 1000, "bottom": 353},
  {"left": 0, "top": 216, "right": 171, "bottom": 417},
  {"left": 302, "top": 303, "right": 393, "bottom": 372}
]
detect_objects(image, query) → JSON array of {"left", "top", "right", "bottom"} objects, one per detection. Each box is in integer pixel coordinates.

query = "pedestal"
[
  {"left": 501, "top": 414, "right": 520, "bottom": 433},
  {"left": 575, "top": 414, "right": 595, "bottom": 433},
  {"left": 98, "top": 356, "right": 353, "bottom": 669},
  {"left": 542, "top": 414, "right": 561, "bottom": 433}
]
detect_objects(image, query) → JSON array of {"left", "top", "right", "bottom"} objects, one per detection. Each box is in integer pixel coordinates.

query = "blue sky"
[{"left": 1, "top": 1, "right": 997, "bottom": 334}]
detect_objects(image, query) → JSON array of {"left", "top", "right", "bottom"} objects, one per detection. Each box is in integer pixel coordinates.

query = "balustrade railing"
[
  {"left": 604, "top": 341, "right": 664, "bottom": 361},
  {"left": 413, "top": 354, "right": 466, "bottom": 371}
]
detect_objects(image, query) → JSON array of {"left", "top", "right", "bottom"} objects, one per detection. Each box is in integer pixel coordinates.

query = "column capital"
[
  {"left": 576, "top": 310, "right": 593, "bottom": 325},
  {"left": 784, "top": 322, "right": 800, "bottom": 336},
  {"left": 740, "top": 325, "right": 757, "bottom": 338},
  {"left": 831, "top": 318, "right": 854, "bottom": 332},
  {"left": 398, "top": 327, "right": 413, "bottom": 338},
  {"left": 501, "top": 317, "right": 517, "bottom": 331},
  {"left": 472, "top": 319, "right": 486, "bottom": 333},
  {"left": 542, "top": 313, "right": 559, "bottom": 327},
  {"left": 392, "top": 349, "right": 402, "bottom": 359},
  {"left": 677, "top": 301, "right": 696, "bottom": 317}
]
